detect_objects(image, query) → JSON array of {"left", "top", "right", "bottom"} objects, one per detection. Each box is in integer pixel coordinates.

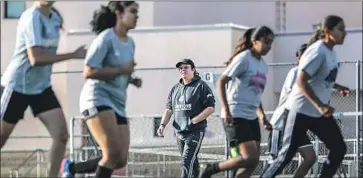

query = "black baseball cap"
[{"left": 175, "top": 59, "right": 195, "bottom": 68}]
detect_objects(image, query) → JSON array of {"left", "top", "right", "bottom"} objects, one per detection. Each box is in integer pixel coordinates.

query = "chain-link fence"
[
  {"left": 70, "top": 115, "right": 227, "bottom": 178},
  {"left": 68, "top": 61, "right": 362, "bottom": 177},
  {"left": 69, "top": 113, "right": 361, "bottom": 178},
  {"left": 357, "top": 60, "right": 363, "bottom": 178}
]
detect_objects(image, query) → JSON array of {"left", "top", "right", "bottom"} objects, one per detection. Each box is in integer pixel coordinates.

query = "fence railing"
[
  {"left": 8, "top": 149, "right": 48, "bottom": 178},
  {"left": 1, "top": 60, "right": 362, "bottom": 177},
  {"left": 69, "top": 111, "right": 362, "bottom": 178}
]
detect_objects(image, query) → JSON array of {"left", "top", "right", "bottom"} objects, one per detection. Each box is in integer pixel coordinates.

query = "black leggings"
[{"left": 261, "top": 111, "right": 347, "bottom": 178}]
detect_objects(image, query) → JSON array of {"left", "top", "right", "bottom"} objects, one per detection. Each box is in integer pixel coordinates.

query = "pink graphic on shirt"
[{"left": 248, "top": 72, "right": 267, "bottom": 93}]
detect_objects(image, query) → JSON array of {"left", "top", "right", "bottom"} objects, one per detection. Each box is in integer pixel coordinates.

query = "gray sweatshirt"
[{"left": 166, "top": 76, "right": 215, "bottom": 134}]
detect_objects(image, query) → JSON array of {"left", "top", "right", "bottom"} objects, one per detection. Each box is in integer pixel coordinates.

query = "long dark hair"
[
  {"left": 51, "top": 7, "right": 63, "bottom": 29},
  {"left": 296, "top": 43, "right": 308, "bottom": 58},
  {"left": 308, "top": 15, "right": 344, "bottom": 46},
  {"left": 90, "top": 1, "right": 136, "bottom": 34},
  {"left": 225, "top": 26, "right": 274, "bottom": 66}
]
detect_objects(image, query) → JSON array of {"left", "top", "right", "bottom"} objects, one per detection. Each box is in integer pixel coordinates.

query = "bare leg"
[
  {"left": 85, "top": 110, "right": 129, "bottom": 178},
  {"left": 38, "top": 108, "right": 69, "bottom": 177},
  {"left": 234, "top": 141, "right": 260, "bottom": 178},
  {"left": 0, "top": 120, "right": 16, "bottom": 148},
  {"left": 294, "top": 145, "right": 316, "bottom": 178}
]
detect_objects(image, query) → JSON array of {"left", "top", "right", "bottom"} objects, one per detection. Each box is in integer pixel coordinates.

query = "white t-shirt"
[
  {"left": 270, "top": 66, "right": 298, "bottom": 129},
  {"left": 286, "top": 40, "right": 339, "bottom": 117},
  {"left": 221, "top": 49, "right": 268, "bottom": 120}
]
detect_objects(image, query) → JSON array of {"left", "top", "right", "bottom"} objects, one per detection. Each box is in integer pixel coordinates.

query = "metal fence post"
[
  {"left": 224, "top": 134, "right": 229, "bottom": 178},
  {"left": 313, "top": 136, "right": 319, "bottom": 178},
  {"left": 223, "top": 117, "right": 231, "bottom": 178},
  {"left": 360, "top": 60, "right": 363, "bottom": 177},
  {"left": 163, "top": 154, "right": 166, "bottom": 177},
  {"left": 356, "top": 60, "right": 362, "bottom": 177},
  {"left": 36, "top": 151, "right": 42, "bottom": 178},
  {"left": 69, "top": 117, "right": 75, "bottom": 161}
]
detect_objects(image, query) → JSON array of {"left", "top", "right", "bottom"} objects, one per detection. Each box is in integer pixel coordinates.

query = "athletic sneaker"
[{"left": 60, "top": 159, "right": 74, "bottom": 178}]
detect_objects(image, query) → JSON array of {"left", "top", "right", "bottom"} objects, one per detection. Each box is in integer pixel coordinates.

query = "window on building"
[
  {"left": 4, "top": 1, "right": 26, "bottom": 19},
  {"left": 153, "top": 117, "right": 162, "bottom": 137}
]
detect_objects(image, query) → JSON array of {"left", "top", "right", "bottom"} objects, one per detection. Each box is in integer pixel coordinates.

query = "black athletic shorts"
[
  {"left": 82, "top": 106, "right": 128, "bottom": 125},
  {"left": 224, "top": 118, "right": 261, "bottom": 144},
  {"left": 1, "top": 86, "right": 61, "bottom": 124}
]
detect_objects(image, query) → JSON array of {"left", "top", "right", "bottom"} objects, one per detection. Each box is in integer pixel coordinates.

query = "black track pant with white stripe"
[
  {"left": 261, "top": 110, "right": 347, "bottom": 178},
  {"left": 177, "top": 129, "right": 205, "bottom": 178}
]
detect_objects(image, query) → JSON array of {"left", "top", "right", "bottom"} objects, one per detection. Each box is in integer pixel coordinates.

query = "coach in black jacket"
[{"left": 157, "top": 59, "right": 216, "bottom": 178}]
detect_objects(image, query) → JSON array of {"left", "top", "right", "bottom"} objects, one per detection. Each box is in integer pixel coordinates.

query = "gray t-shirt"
[
  {"left": 79, "top": 28, "right": 135, "bottom": 118},
  {"left": 221, "top": 49, "right": 268, "bottom": 120},
  {"left": 1, "top": 6, "right": 61, "bottom": 94},
  {"left": 286, "top": 40, "right": 339, "bottom": 117}
]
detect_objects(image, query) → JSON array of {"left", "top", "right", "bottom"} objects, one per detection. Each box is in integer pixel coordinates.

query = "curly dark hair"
[{"left": 90, "top": 1, "right": 136, "bottom": 34}]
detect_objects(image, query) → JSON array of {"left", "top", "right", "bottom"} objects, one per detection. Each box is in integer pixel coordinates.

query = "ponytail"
[
  {"left": 90, "top": 1, "right": 136, "bottom": 35},
  {"left": 51, "top": 7, "right": 63, "bottom": 29},
  {"left": 224, "top": 26, "right": 274, "bottom": 66},
  {"left": 296, "top": 43, "right": 308, "bottom": 58},
  {"left": 225, "top": 28, "right": 255, "bottom": 66},
  {"left": 308, "top": 29, "right": 324, "bottom": 46},
  {"left": 90, "top": 5, "right": 117, "bottom": 34},
  {"left": 194, "top": 70, "right": 200, "bottom": 76},
  {"left": 309, "top": 15, "right": 344, "bottom": 46}
]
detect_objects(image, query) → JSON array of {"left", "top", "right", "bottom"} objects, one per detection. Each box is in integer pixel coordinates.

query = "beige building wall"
[
  {"left": 2, "top": 1, "right": 362, "bottom": 73},
  {"left": 2, "top": 25, "right": 361, "bottom": 150},
  {"left": 1, "top": 1, "right": 362, "bottom": 150},
  {"left": 284, "top": 2, "right": 362, "bottom": 32},
  {"left": 152, "top": 2, "right": 362, "bottom": 32}
]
